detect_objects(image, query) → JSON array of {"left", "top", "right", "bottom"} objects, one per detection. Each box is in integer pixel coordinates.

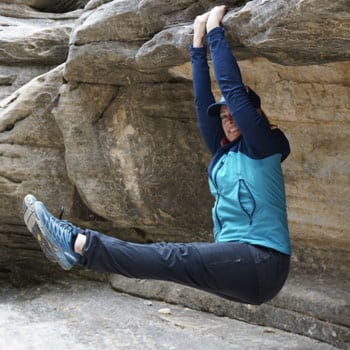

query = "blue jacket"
[{"left": 190, "top": 27, "right": 291, "bottom": 255}]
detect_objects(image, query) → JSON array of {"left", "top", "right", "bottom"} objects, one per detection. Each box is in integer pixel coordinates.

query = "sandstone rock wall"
[
  {"left": 238, "top": 58, "right": 350, "bottom": 277},
  {"left": 0, "top": 0, "right": 349, "bottom": 281},
  {"left": 0, "top": 2, "right": 82, "bottom": 99}
]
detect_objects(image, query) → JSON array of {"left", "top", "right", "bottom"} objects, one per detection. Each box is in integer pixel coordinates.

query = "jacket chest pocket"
[{"left": 238, "top": 179, "right": 256, "bottom": 225}]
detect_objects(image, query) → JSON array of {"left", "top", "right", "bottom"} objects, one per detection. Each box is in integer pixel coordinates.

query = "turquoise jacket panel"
[{"left": 209, "top": 150, "right": 290, "bottom": 255}]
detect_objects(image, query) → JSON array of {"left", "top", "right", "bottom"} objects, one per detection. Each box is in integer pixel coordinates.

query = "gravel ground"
[{"left": 0, "top": 277, "right": 338, "bottom": 350}]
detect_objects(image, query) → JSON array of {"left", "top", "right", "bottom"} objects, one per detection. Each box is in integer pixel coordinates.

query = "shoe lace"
[
  {"left": 58, "top": 207, "right": 65, "bottom": 220},
  {"left": 46, "top": 207, "right": 77, "bottom": 239}
]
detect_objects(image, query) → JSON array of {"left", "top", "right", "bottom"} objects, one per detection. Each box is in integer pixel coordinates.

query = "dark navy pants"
[{"left": 80, "top": 229, "right": 290, "bottom": 305}]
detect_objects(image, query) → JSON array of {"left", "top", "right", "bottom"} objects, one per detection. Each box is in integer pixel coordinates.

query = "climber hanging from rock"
[{"left": 23, "top": 5, "right": 291, "bottom": 305}]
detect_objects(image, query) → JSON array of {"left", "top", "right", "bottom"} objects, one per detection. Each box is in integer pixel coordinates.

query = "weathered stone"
[
  {"left": 0, "top": 7, "right": 78, "bottom": 65},
  {"left": 223, "top": 0, "right": 350, "bottom": 65},
  {"left": 0, "top": 2, "right": 83, "bottom": 20},
  {"left": 110, "top": 272, "right": 350, "bottom": 349},
  {"left": 1, "top": 278, "right": 339, "bottom": 350},
  {"left": 0, "top": 66, "right": 74, "bottom": 236},
  {"left": 0, "top": 66, "right": 103, "bottom": 275},
  {"left": 64, "top": 41, "right": 144, "bottom": 84},
  {"left": 0, "top": 3, "right": 82, "bottom": 105},
  {"left": 53, "top": 81, "right": 212, "bottom": 238},
  {"left": 85, "top": 0, "right": 114, "bottom": 12},
  {"left": 0, "top": 74, "right": 16, "bottom": 85},
  {"left": 3, "top": 0, "right": 89, "bottom": 13},
  {"left": 0, "top": 66, "right": 55, "bottom": 101},
  {"left": 0, "top": 25, "right": 71, "bottom": 65},
  {"left": 136, "top": 25, "right": 194, "bottom": 70},
  {"left": 71, "top": 0, "right": 158, "bottom": 44}
]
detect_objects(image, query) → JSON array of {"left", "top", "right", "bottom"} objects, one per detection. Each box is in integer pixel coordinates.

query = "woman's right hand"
[{"left": 193, "top": 11, "right": 210, "bottom": 48}]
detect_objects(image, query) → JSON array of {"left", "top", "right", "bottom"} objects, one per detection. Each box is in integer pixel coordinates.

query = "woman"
[{"left": 23, "top": 6, "right": 290, "bottom": 305}]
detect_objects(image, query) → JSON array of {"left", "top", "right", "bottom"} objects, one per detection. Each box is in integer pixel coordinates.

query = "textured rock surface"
[
  {"left": 110, "top": 273, "right": 350, "bottom": 349},
  {"left": 0, "top": 2, "right": 81, "bottom": 99},
  {"left": 223, "top": 0, "right": 350, "bottom": 65},
  {"left": 0, "top": 0, "right": 349, "bottom": 312},
  {"left": 2, "top": 0, "right": 88, "bottom": 13},
  {"left": 0, "top": 278, "right": 338, "bottom": 350}
]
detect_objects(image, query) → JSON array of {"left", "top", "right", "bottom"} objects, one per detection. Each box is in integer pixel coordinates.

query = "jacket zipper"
[{"left": 212, "top": 161, "right": 224, "bottom": 231}]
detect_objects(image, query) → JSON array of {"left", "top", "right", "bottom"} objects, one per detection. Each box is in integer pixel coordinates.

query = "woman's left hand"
[{"left": 206, "top": 5, "right": 228, "bottom": 33}]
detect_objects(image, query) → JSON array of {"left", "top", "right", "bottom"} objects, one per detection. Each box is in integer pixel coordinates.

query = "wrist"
[
  {"left": 193, "top": 37, "right": 205, "bottom": 48},
  {"left": 206, "top": 26, "right": 224, "bottom": 43},
  {"left": 206, "top": 20, "right": 221, "bottom": 33}
]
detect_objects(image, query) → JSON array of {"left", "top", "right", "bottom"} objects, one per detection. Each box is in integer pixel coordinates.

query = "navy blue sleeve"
[
  {"left": 190, "top": 45, "right": 223, "bottom": 154},
  {"left": 274, "top": 128, "right": 291, "bottom": 162},
  {"left": 206, "top": 27, "right": 289, "bottom": 159}
]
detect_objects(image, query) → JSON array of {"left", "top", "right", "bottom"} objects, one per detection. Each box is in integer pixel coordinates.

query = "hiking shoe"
[
  {"left": 23, "top": 194, "right": 57, "bottom": 263},
  {"left": 33, "top": 200, "right": 80, "bottom": 270}
]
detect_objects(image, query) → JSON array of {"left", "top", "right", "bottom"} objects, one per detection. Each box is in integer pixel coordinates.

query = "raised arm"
[
  {"left": 190, "top": 13, "right": 223, "bottom": 154},
  {"left": 206, "top": 7, "right": 277, "bottom": 157}
]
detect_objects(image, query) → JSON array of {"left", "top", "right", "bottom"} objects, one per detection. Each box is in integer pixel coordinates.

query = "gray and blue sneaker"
[
  {"left": 23, "top": 194, "right": 57, "bottom": 263},
  {"left": 34, "top": 200, "right": 80, "bottom": 270},
  {"left": 23, "top": 194, "right": 80, "bottom": 270}
]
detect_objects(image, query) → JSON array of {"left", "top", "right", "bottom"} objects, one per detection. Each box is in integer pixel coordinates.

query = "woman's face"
[{"left": 220, "top": 105, "right": 241, "bottom": 142}]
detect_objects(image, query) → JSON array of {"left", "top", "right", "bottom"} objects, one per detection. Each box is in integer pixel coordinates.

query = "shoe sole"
[
  {"left": 34, "top": 201, "right": 76, "bottom": 271},
  {"left": 23, "top": 194, "right": 57, "bottom": 263}
]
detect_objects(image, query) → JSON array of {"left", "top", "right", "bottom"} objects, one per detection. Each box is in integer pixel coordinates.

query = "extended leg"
[
  {"left": 23, "top": 194, "right": 289, "bottom": 304},
  {"left": 80, "top": 229, "right": 262, "bottom": 303}
]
